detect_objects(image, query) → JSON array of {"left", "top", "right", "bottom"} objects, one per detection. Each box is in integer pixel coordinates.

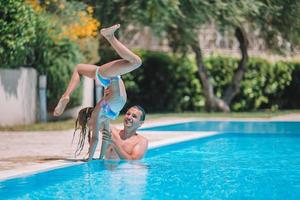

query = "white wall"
[
  {"left": 82, "top": 77, "right": 94, "bottom": 108},
  {"left": 0, "top": 68, "right": 37, "bottom": 126}
]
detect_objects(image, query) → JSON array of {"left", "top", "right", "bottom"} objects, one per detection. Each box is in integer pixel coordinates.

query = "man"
[{"left": 100, "top": 105, "right": 148, "bottom": 160}]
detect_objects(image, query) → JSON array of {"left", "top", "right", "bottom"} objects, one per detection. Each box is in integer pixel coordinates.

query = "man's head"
[{"left": 124, "top": 105, "right": 146, "bottom": 129}]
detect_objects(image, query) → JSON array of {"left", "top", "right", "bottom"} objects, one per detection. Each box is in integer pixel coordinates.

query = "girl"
[{"left": 54, "top": 24, "right": 142, "bottom": 161}]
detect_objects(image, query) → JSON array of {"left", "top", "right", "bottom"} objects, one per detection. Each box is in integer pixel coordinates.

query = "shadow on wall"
[
  {"left": 0, "top": 68, "right": 95, "bottom": 126},
  {"left": 0, "top": 67, "right": 37, "bottom": 126}
]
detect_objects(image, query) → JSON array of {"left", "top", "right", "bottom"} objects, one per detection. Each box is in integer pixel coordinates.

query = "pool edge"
[{"left": 0, "top": 131, "right": 220, "bottom": 182}]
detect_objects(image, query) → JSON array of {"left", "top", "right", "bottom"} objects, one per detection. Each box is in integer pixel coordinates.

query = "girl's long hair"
[{"left": 72, "top": 107, "right": 94, "bottom": 157}]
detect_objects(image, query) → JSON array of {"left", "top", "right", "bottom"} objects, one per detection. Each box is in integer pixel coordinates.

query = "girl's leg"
[
  {"left": 54, "top": 24, "right": 138, "bottom": 116},
  {"left": 97, "top": 24, "right": 142, "bottom": 77},
  {"left": 53, "top": 64, "right": 97, "bottom": 116}
]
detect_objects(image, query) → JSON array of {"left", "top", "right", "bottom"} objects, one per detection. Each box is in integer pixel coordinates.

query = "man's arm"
[{"left": 112, "top": 138, "right": 148, "bottom": 160}]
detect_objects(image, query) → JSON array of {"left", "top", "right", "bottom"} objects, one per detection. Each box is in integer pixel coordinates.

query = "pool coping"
[
  {"left": 0, "top": 130, "right": 220, "bottom": 182},
  {"left": 147, "top": 131, "right": 220, "bottom": 149}
]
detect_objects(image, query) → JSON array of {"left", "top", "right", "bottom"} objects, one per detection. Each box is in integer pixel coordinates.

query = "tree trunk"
[
  {"left": 222, "top": 26, "right": 249, "bottom": 105},
  {"left": 191, "top": 41, "right": 230, "bottom": 112}
]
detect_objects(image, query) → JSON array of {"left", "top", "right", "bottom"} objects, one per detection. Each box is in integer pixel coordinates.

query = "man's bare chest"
[{"left": 121, "top": 136, "right": 139, "bottom": 153}]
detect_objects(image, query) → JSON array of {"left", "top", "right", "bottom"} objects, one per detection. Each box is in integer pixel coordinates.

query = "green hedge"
[
  {"left": 0, "top": 0, "right": 37, "bottom": 68},
  {"left": 100, "top": 50, "right": 299, "bottom": 112},
  {"left": 123, "top": 51, "right": 202, "bottom": 113},
  {"left": 270, "top": 62, "right": 300, "bottom": 109},
  {"left": 38, "top": 38, "right": 84, "bottom": 110},
  {"left": 205, "top": 56, "right": 294, "bottom": 111}
]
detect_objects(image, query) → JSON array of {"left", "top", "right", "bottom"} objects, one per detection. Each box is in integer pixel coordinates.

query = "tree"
[
  {"left": 210, "top": 1, "right": 263, "bottom": 111},
  {"left": 84, "top": 0, "right": 300, "bottom": 112},
  {"left": 0, "top": 0, "right": 37, "bottom": 68},
  {"left": 160, "top": 0, "right": 300, "bottom": 112},
  {"left": 165, "top": 0, "right": 267, "bottom": 112},
  {"left": 218, "top": 0, "right": 300, "bottom": 110},
  {"left": 254, "top": 0, "right": 300, "bottom": 52},
  {"left": 83, "top": 0, "right": 181, "bottom": 65},
  {"left": 84, "top": 0, "right": 254, "bottom": 112}
]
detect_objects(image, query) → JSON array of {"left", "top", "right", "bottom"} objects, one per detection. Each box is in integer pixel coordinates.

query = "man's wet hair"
[{"left": 132, "top": 105, "right": 146, "bottom": 121}]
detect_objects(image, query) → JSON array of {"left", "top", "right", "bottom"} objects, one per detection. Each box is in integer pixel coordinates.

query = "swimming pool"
[
  {"left": 141, "top": 120, "right": 300, "bottom": 134},
  {"left": 1, "top": 121, "right": 300, "bottom": 199}
]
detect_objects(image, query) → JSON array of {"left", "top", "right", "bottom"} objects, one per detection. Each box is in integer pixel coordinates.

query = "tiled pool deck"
[{"left": 1, "top": 114, "right": 299, "bottom": 181}]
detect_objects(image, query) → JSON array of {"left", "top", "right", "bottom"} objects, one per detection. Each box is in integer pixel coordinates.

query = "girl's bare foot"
[
  {"left": 53, "top": 96, "right": 70, "bottom": 116},
  {"left": 100, "top": 24, "right": 120, "bottom": 39}
]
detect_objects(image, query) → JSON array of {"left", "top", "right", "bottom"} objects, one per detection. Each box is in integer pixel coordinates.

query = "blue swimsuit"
[
  {"left": 95, "top": 67, "right": 121, "bottom": 120},
  {"left": 95, "top": 67, "right": 120, "bottom": 88},
  {"left": 99, "top": 100, "right": 119, "bottom": 120}
]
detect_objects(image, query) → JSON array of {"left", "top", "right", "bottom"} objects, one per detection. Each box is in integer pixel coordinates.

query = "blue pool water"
[
  {"left": 1, "top": 121, "right": 300, "bottom": 199},
  {"left": 141, "top": 121, "right": 300, "bottom": 134}
]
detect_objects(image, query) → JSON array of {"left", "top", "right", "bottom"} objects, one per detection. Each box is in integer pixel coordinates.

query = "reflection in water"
[
  {"left": 103, "top": 160, "right": 149, "bottom": 200},
  {"left": 4, "top": 160, "right": 149, "bottom": 200}
]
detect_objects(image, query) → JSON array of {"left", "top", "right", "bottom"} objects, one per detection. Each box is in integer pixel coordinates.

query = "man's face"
[{"left": 124, "top": 107, "right": 144, "bottom": 129}]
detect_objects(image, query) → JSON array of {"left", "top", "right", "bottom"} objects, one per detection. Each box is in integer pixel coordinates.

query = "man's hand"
[
  {"left": 102, "top": 129, "right": 113, "bottom": 144},
  {"left": 104, "top": 88, "right": 112, "bottom": 99}
]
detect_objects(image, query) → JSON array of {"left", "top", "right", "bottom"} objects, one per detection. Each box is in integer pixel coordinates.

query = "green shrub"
[
  {"left": 41, "top": 39, "right": 84, "bottom": 110},
  {"left": 204, "top": 56, "right": 238, "bottom": 98},
  {"left": 123, "top": 51, "right": 203, "bottom": 113},
  {"left": 101, "top": 51, "right": 298, "bottom": 112},
  {"left": 0, "top": 0, "right": 37, "bottom": 68},
  {"left": 270, "top": 61, "right": 300, "bottom": 109},
  {"left": 235, "top": 58, "right": 293, "bottom": 110},
  {"left": 204, "top": 56, "right": 294, "bottom": 111},
  {"left": 31, "top": 15, "right": 84, "bottom": 110}
]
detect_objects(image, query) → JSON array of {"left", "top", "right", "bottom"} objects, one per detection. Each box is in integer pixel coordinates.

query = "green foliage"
[
  {"left": 122, "top": 51, "right": 203, "bottom": 113},
  {"left": 205, "top": 56, "right": 238, "bottom": 98},
  {"left": 40, "top": 39, "right": 84, "bottom": 110},
  {"left": 0, "top": 0, "right": 37, "bottom": 68},
  {"left": 212, "top": 0, "right": 264, "bottom": 29},
  {"left": 234, "top": 58, "right": 293, "bottom": 111},
  {"left": 89, "top": 0, "right": 181, "bottom": 29},
  {"left": 165, "top": 0, "right": 265, "bottom": 52},
  {"left": 256, "top": 0, "right": 300, "bottom": 51},
  {"left": 30, "top": 14, "right": 84, "bottom": 110},
  {"left": 204, "top": 56, "right": 294, "bottom": 111},
  {"left": 43, "top": 47, "right": 300, "bottom": 112},
  {"left": 166, "top": 0, "right": 210, "bottom": 52},
  {"left": 271, "top": 61, "right": 300, "bottom": 109},
  {"left": 0, "top": 1, "right": 84, "bottom": 110},
  {"left": 100, "top": 49, "right": 298, "bottom": 112}
]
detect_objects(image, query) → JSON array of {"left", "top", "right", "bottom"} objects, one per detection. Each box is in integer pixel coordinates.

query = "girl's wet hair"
[{"left": 72, "top": 107, "right": 94, "bottom": 156}]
